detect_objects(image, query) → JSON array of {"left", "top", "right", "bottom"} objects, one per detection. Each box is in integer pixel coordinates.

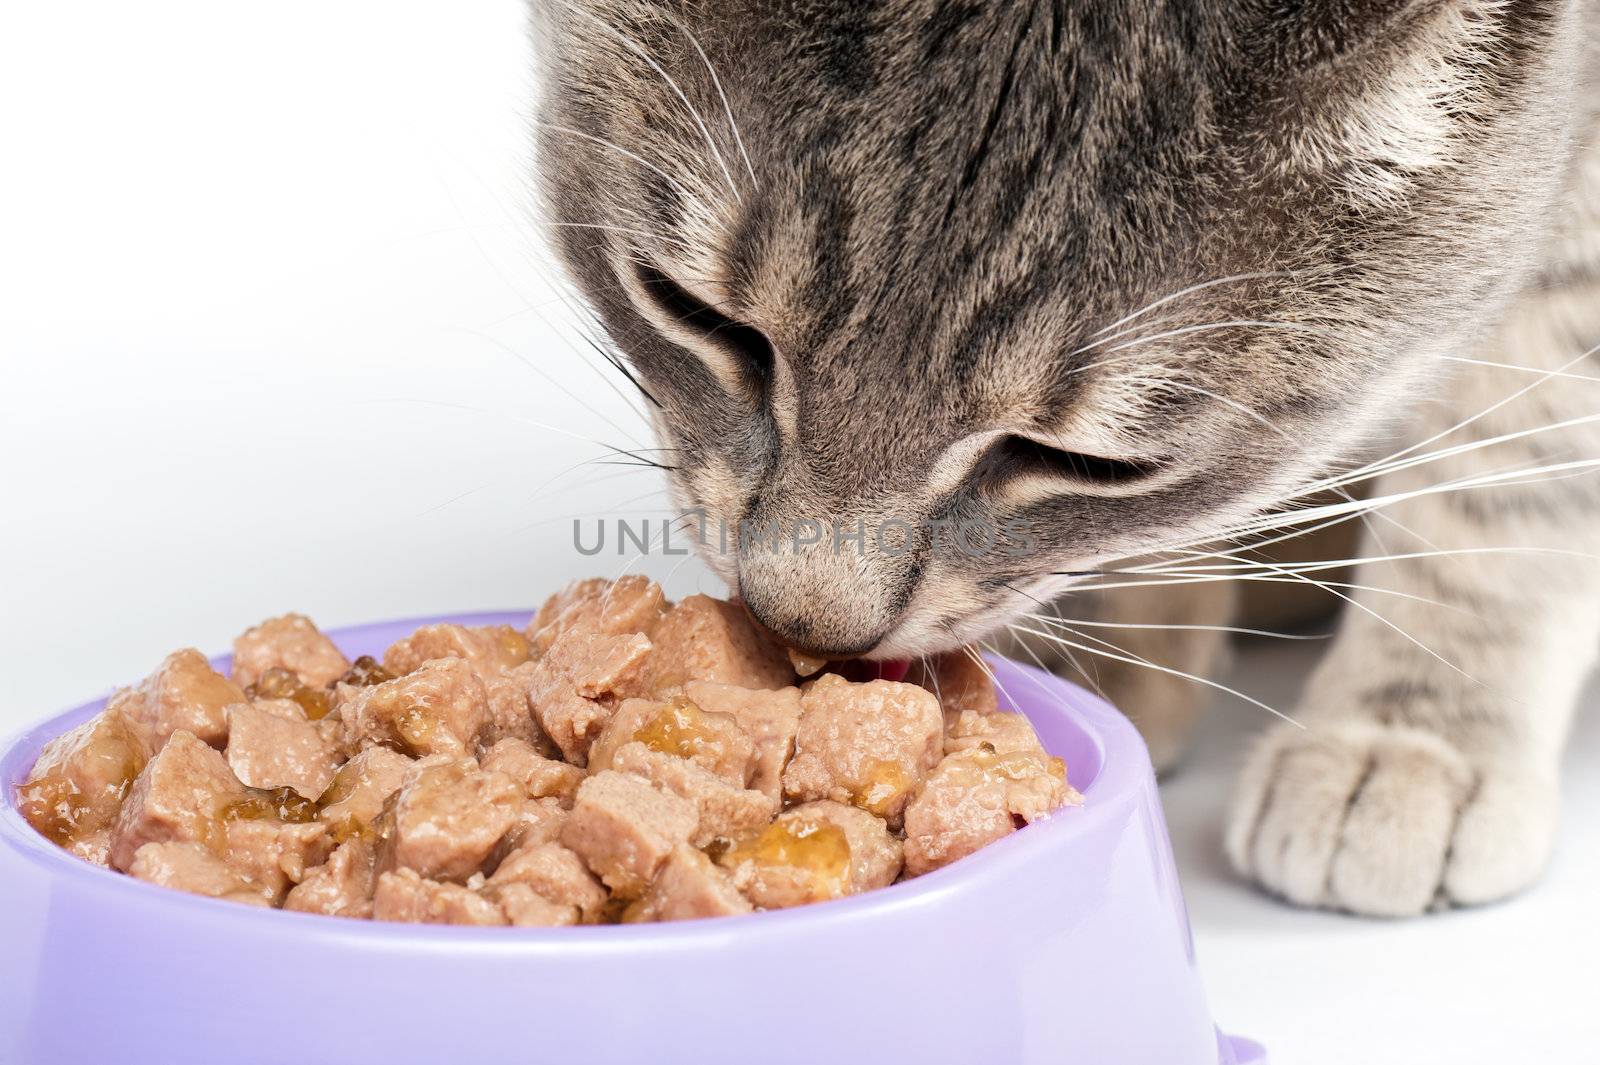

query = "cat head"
[{"left": 533, "top": 0, "right": 1578, "bottom": 656}]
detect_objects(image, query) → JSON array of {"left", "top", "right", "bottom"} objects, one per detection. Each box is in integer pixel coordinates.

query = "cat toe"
[{"left": 1225, "top": 720, "right": 1551, "bottom": 916}]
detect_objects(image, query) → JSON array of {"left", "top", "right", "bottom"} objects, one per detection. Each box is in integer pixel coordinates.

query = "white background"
[{"left": 2, "top": 4, "right": 1595, "bottom": 1062}]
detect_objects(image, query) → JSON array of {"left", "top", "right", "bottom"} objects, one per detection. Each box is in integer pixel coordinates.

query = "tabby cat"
[{"left": 531, "top": 0, "right": 1600, "bottom": 916}]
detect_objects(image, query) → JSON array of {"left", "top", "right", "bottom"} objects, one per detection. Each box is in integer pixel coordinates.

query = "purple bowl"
[{"left": 0, "top": 611, "right": 1264, "bottom": 1065}]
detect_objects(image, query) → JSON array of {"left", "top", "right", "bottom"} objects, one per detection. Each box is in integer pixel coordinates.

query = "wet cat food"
[{"left": 15, "top": 582, "right": 1081, "bottom": 925}]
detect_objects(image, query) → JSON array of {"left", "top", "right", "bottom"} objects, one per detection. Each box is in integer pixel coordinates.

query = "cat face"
[{"left": 534, "top": 0, "right": 1573, "bottom": 656}]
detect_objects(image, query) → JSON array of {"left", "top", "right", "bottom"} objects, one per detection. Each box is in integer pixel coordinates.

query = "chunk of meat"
[
  {"left": 127, "top": 841, "right": 269, "bottom": 907},
  {"left": 381, "top": 623, "right": 532, "bottom": 677},
  {"left": 16, "top": 702, "right": 150, "bottom": 863},
  {"left": 486, "top": 883, "right": 580, "bottom": 927},
  {"left": 317, "top": 746, "right": 414, "bottom": 843},
  {"left": 904, "top": 649, "right": 999, "bottom": 723},
  {"left": 527, "top": 630, "right": 652, "bottom": 763},
  {"left": 682, "top": 682, "right": 801, "bottom": 804},
  {"left": 372, "top": 869, "right": 507, "bottom": 926},
  {"left": 480, "top": 662, "right": 556, "bottom": 752},
  {"left": 717, "top": 800, "right": 902, "bottom": 909},
  {"left": 487, "top": 841, "right": 607, "bottom": 922},
  {"left": 526, "top": 575, "right": 667, "bottom": 654},
  {"left": 610, "top": 742, "right": 775, "bottom": 848},
  {"left": 560, "top": 771, "right": 697, "bottom": 898},
  {"left": 480, "top": 737, "right": 584, "bottom": 806},
  {"left": 626, "top": 845, "right": 752, "bottom": 923},
  {"left": 338, "top": 657, "right": 490, "bottom": 758},
  {"left": 122, "top": 648, "right": 249, "bottom": 749},
  {"left": 943, "top": 709, "right": 1049, "bottom": 758},
  {"left": 786, "top": 647, "right": 829, "bottom": 678},
  {"left": 109, "top": 730, "right": 246, "bottom": 871},
  {"left": 376, "top": 757, "right": 522, "bottom": 883},
  {"left": 231, "top": 614, "right": 351, "bottom": 690},
  {"left": 588, "top": 695, "right": 754, "bottom": 786},
  {"left": 902, "top": 746, "right": 1079, "bottom": 877},
  {"left": 225, "top": 702, "right": 340, "bottom": 800},
  {"left": 284, "top": 837, "right": 377, "bottom": 918},
  {"left": 782, "top": 674, "right": 943, "bottom": 825},
  {"left": 495, "top": 798, "right": 570, "bottom": 857},
  {"left": 643, "top": 595, "right": 795, "bottom": 693},
  {"left": 220, "top": 817, "right": 332, "bottom": 904}
]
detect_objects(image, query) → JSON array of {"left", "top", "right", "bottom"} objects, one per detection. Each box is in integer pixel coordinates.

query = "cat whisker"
[
  {"left": 1018, "top": 612, "right": 1328, "bottom": 641},
  {"left": 533, "top": 120, "right": 714, "bottom": 218},
  {"left": 451, "top": 325, "right": 650, "bottom": 449},
  {"left": 1294, "top": 341, "right": 1600, "bottom": 496},
  {"left": 663, "top": 12, "right": 758, "bottom": 188},
  {"left": 1089, "top": 270, "right": 1299, "bottom": 338},
  {"left": 1054, "top": 571, "right": 1459, "bottom": 613},
  {"left": 552, "top": 0, "right": 743, "bottom": 203},
  {"left": 1005, "top": 621, "right": 1306, "bottom": 730},
  {"left": 1068, "top": 319, "right": 1333, "bottom": 363},
  {"left": 542, "top": 220, "right": 699, "bottom": 255}
]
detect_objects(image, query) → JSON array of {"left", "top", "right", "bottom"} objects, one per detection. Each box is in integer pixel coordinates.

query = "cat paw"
[{"left": 1225, "top": 720, "right": 1557, "bottom": 916}]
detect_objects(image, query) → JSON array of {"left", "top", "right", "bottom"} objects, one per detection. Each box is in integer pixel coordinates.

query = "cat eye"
[
  {"left": 985, "top": 434, "right": 1159, "bottom": 488},
  {"left": 635, "top": 264, "right": 774, "bottom": 386}
]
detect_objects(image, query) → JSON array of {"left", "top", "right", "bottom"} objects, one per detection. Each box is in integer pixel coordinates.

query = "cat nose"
[
  {"left": 739, "top": 593, "right": 885, "bottom": 659},
  {"left": 735, "top": 542, "right": 910, "bottom": 658}
]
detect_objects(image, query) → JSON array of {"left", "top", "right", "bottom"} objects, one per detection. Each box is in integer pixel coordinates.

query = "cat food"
[{"left": 14, "top": 579, "right": 1081, "bottom": 925}]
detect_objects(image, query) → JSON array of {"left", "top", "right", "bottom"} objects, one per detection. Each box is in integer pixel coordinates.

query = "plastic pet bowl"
[{"left": 0, "top": 612, "right": 1264, "bottom": 1065}]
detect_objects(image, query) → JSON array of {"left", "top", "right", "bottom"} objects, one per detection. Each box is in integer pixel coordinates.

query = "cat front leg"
[{"left": 1226, "top": 280, "right": 1600, "bottom": 916}]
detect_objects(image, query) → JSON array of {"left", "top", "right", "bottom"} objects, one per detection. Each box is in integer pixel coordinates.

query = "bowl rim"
[{"left": 0, "top": 609, "right": 1150, "bottom": 949}]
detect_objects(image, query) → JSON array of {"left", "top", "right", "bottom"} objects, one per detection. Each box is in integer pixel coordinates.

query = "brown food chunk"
[
  {"left": 488, "top": 883, "right": 580, "bottom": 927},
  {"left": 527, "top": 630, "right": 652, "bottom": 763},
  {"left": 283, "top": 837, "right": 378, "bottom": 918},
  {"left": 480, "top": 662, "right": 556, "bottom": 752},
  {"left": 681, "top": 681, "right": 801, "bottom": 804},
  {"left": 16, "top": 703, "right": 150, "bottom": 863},
  {"left": 944, "top": 709, "right": 1049, "bottom": 757},
  {"left": 220, "top": 817, "right": 332, "bottom": 904},
  {"left": 372, "top": 869, "right": 507, "bottom": 926},
  {"left": 786, "top": 647, "right": 829, "bottom": 678},
  {"left": 122, "top": 648, "right": 249, "bottom": 750},
  {"left": 338, "top": 657, "right": 490, "bottom": 758},
  {"left": 225, "top": 702, "right": 340, "bottom": 800},
  {"left": 127, "top": 841, "right": 269, "bottom": 907},
  {"left": 560, "top": 771, "right": 697, "bottom": 898},
  {"left": 626, "top": 845, "right": 752, "bottom": 923},
  {"left": 643, "top": 595, "right": 795, "bottom": 693},
  {"left": 495, "top": 798, "right": 570, "bottom": 857},
  {"left": 718, "top": 800, "right": 901, "bottom": 909},
  {"left": 610, "top": 742, "right": 775, "bottom": 848},
  {"left": 376, "top": 757, "right": 522, "bottom": 883},
  {"left": 480, "top": 737, "right": 584, "bottom": 806},
  {"left": 381, "top": 622, "right": 532, "bottom": 677},
  {"left": 588, "top": 695, "right": 755, "bottom": 786},
  {"left": 902, "top": 746, "right": 1079, "bottom": 877},
  {"left": 527, "top": 575, "right": 667, "bottom": 654},
  {"left": 487, "top": 841, "right": 607, "bottom": 921},
  {"left": 109, "top": 730, "right": 246, "bottom": 871},
  {"left": 317, "top": 746, "right": 414, "bottom": 843},
  {"left": 905, "top": 649, "right": 999, "bottom": 722},
  {"left": 231, "top": 614, "right": 351, "bottom": 691},
  {"left": 782, "top": 674, "right": 943, "bottom": 825}
]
